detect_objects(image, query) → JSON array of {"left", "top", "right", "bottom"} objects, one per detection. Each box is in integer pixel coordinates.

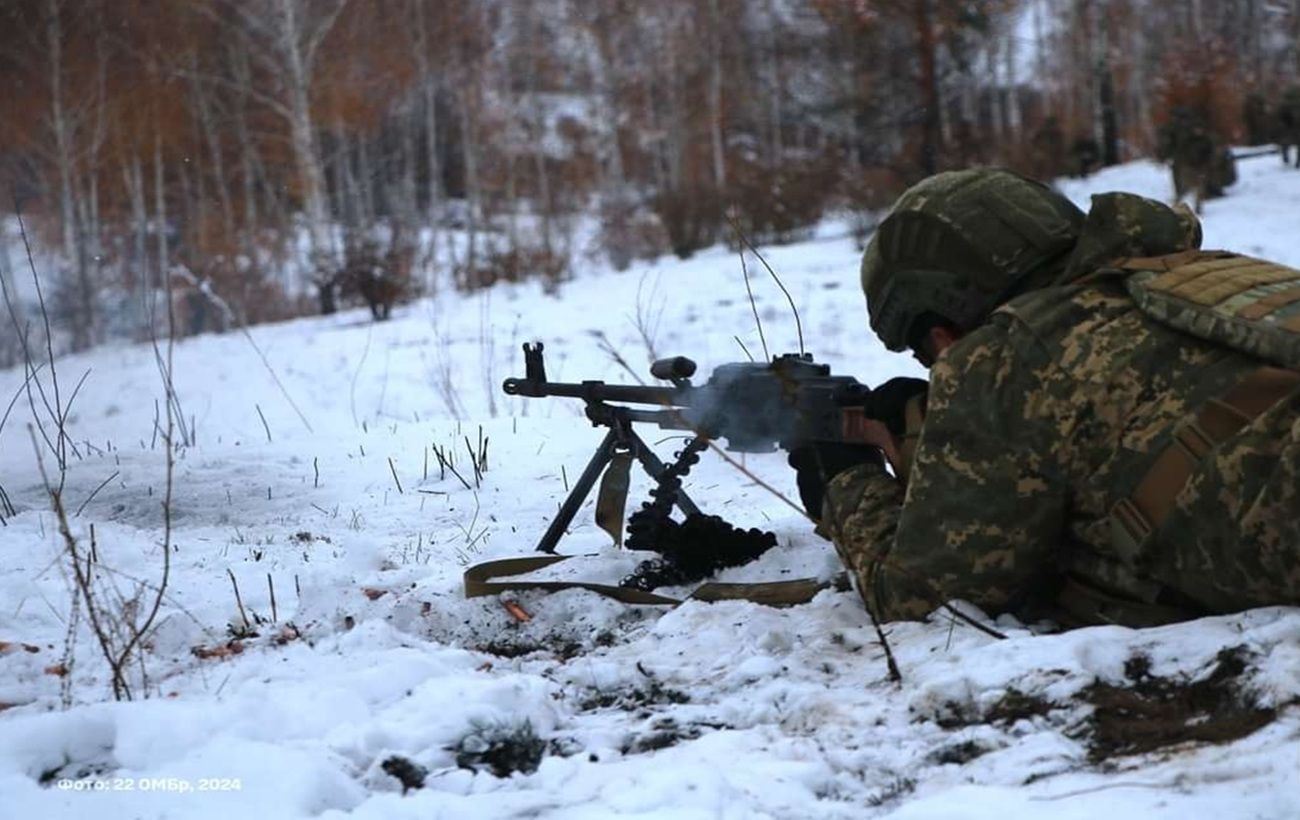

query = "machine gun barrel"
[
  {"left": 501, "top": 341, "right": 693, "bottom": 408},
  {"left": 502, "top": 377, "right": 689, "bottom": 407}
]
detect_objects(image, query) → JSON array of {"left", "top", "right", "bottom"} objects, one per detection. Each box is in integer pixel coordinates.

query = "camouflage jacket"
[{"left": 822, "top": 194, "right": 1300, "bottom": 627}]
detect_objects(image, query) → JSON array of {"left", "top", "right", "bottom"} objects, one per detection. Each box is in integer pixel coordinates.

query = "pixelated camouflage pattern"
[
  {"left": 827, "top": 192, "right": 1300, "bottom": 627},
  {"left": 1060, "top": 193, "right": 1202, "bottom": 280}
]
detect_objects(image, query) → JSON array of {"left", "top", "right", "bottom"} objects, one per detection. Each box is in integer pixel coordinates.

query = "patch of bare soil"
[
  {"left": 453, "top": 719, "right": 547, "bottom": 777},
  {"left": 475, "top": 636, "right": 583, "bottom": 660},
  {"left": 935, "top": 686, "right": 1056, "bottom": 729},
  {"left": 1082, "top": 646, "right": 1277, "bottom": 763},
  {"left": 927, "top": 739, "right": 991, "bottom": 765},
  {"left": 579, "top": 679, "right": 691, "bottom": 714},
  {"left": 619, "top": 717, "right": 732, "bottom": 755}
]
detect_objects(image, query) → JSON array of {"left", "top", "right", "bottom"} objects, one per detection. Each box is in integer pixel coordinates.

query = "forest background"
[{"left": 2, "top": 0, "right": 1297, "bottom": 359}]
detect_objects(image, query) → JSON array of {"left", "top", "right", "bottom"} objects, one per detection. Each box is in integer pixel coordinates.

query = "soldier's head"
[{"left": 860, "top": 168, "right": 1085, "bottom": 366}]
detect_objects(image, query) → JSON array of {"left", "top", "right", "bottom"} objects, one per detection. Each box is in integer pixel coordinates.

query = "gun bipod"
[{"left": 534, "top": 417, "right": 701, "bottom": 554}]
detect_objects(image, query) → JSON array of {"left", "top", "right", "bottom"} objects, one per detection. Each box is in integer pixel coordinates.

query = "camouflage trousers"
[{"left": 1149, "top": 381, "right": 1300, "bottom": 613}]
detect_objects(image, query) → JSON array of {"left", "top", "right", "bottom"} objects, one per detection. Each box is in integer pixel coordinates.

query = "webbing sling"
[
  {"left": 463, "top": 554, "right": 840, "bottom": 608},
  {"left": 1110, "top": 365, "right": 1300, "bottom": 560},
  {"left": 1056, "top": 575, "right": 1200, "bottom": 628}
]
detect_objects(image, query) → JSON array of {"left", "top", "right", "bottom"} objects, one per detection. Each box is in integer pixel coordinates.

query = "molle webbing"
[
  {"left": 1110, "top": 366, "right": 1300, "bottom": 559},
  {"left": 1118, "top": 251, "right": 1300, "bottom": 368}
]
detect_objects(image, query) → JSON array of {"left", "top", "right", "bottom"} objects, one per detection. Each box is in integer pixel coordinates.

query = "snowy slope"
[{"left": 1, "top": 154, "right": 1299, "bottom": 819}]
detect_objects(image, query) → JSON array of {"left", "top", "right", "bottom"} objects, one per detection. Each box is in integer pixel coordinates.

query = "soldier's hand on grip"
[
  {"left": 868, "top": 377, "right": 928, "bottom": 435},
  {"left": 787, "top": 443, "right": 884, "bottom": 521}
]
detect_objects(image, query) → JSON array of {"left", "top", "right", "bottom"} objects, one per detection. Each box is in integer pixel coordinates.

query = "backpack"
[
  {"left": 1094, "top": 249, "right": 1300, "bottom": 575},
  {"left": 1114, "top": 250, "right": 1300, "bottom": 369}
]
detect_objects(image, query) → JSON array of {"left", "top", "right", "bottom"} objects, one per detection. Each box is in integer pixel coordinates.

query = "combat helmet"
[{"left": 861, "top": 168, "right": 1086, "bottom": 351}]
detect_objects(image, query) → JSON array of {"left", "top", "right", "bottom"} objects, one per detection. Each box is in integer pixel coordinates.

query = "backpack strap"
[
  {"left": 1110, "top": 365, "right": 1300, "bottom": 561},
  {"left": 887, "top": 393, "right": 927, "bottom": 485},
  {"left": 464, "top": 554, "right": 839, "bottom": 608},
  {"left": 1112, "top": 248, "right": 1215, "bottom": 273},
  {"left": 1056, "top": 575, "right": 1201, "bottom": 628}
]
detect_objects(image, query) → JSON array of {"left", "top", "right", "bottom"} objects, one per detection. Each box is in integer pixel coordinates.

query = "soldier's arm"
[{"left": 821, "top": 318, "right": 1070, "bottom": 621}]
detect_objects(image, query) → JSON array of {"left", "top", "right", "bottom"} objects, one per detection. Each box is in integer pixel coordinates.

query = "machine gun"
[{"left": 503, "top": 342, "right": 883, "bottom": 588}]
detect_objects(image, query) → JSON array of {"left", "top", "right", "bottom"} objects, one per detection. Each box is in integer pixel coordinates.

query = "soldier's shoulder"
[
  {"left": 992, "top": 280, "right": 1182, "bottom": 387},
  {"left": 927, "top": 285, "right": 1112, "bottom": 396},
  {"left": 995, "top": 281, "right": 1132, "bottom": 342}
]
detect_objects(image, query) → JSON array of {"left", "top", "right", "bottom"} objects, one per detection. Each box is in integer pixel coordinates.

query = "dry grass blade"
[
  {"left": 593, "top": 331, "right": 645, "bottom": 385},
  {"left": 732, "top": 222, "right": 805, "bottom": 356},
  {"left": 388, "top": 457, "right": 404, "bottom": 493},
  {"left": 170, "top": 267, "right": 315, "bottom": 433},
  {"left": 868, "top": 606, "right": 903, "bottom": 683},
  {"left": 255, "top": 403, "right": 273, "bottom": 442},
  {"left": 733, "top": 335, "right": 754, "bottom": 362},
  {"left": 227, "top": 569, "right": 250, "bottom": 632},
  {"left": 75, "top": 470, "right": 120, "bottom": 517},
  {"left": 736, "top": 241, "right": 770, "bottom": 362}
]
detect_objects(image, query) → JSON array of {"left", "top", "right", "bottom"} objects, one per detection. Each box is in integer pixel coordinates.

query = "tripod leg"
[
  {"left": 535, "top": 429, "right": 617, "bottom": 553},
  {"left": 627, "top": 430, "right": 703, "bottom": 518}
]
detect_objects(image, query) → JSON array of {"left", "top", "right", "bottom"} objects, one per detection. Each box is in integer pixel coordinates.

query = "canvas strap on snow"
[
  {"left": 1110, "top": 365, "right": 1300, "bottom": 562},
  {"left": 463, "top": 555, "right": 836, "bottom": 608}
]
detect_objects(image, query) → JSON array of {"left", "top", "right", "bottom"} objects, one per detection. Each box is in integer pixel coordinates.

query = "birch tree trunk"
[
  {"left": 1093, "top": 0, "right": 1120, "bottom": 166},
  {"left": 226, "top": 40, "right": 261, "bottom": 237},
  {"left": 264, "top": 0, "right": 348, "bottom": 301},
  {"left": 707, "top": 0, "right": 727, "bottom": 187},
  {"left": 153, "top": 132, "right": 169, "bottom": 324},
  {"left": 914, "top": 0, "right": 942, "bottom": 175},
  {"left": 459, "top": 92, "right": 480, "bottom": 282},
  {"left": 277, "top": 0, "right": 332, "bottom": 270},
  {"left": 191, "top": 64, "right": 235, "bottom": 240},
  {"left": 45, "top": 0, "right": 93, "bottom": 349},
  {"left": 412, "top": 0, "right": 443, "bottom": 224},
  {"left": 125, "top": 154, "right": 149, "bottom": 325},
  {"left": 764, "top": 0, "right": 784, "bottom": 167}
]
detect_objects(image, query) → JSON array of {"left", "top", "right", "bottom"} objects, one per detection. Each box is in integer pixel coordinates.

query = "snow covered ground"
[{"left": 2, "top": 154, "right": 1299, "bottom": 819}]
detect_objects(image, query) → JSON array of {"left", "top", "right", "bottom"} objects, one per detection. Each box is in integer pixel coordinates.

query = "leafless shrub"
[
  {"left": 599, "top": 197, "right": 668, "bottom": 271},
  {"left": 455, "top": 239, "right": 569, "bottom": 293},
  {"left": 10, "top": 211, "right": 176, "bottom": 701},
  {"left": 631, "top": 272, "right": 665, "bottom": 364},
  {"left": 652, "top": 184, "right": 723, "bottom": 260},
  {"left": 726, "top": 153, "right": 838, "bottom": 246},
  {"left": 332, "top": 226, "right": 417, "bottom": 321},
  {"left": 842, "top": 166, "right": 908, "bottom": 248},
  {"left": 428, "top": 313, "right": 467, "bottom": 421},
  {"left": 478, "top": 292, "right": 498, "bottom": 418}
]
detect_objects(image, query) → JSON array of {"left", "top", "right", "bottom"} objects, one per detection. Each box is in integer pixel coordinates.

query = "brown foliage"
[
  {"left": 3, "top": 0, "right": 1299, "bottom": 346},
  {"left": 1154, "top": 46, "right": 1243, "bottom": 143},
  {"left": 726, "top": 154, "right": 839, "bottom": 246},
  {"left": 331, "top": 231, "right": 414, "bottom": 321},
  {"left": 456, "top": 240, "right": 570, "bottom": 292},
  {"left": 653, "top": 185, "right": 723, "bottom": 260},
  {"left": 599, "top": 199, "right": 669, "bottom": 271}
]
